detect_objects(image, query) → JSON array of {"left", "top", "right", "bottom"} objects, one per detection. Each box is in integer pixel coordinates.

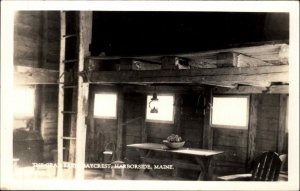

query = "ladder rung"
[
  {"left": 63, "top": 59, "right": 78, "bottom": 63},
  {"left": 63, "top": 34, "right": 77, "bottom": 38},
  {"left": 58, "top": 83, "right": 76, "bottom": 85},
  {"left": 62, "top": 136, "right": 76, "bottom": 140},
  {"left": 62, "top": 85, "right": 77, "bottom": 89},
  {"left": 61, "top": 111, "right": 77, "bottom": 114}
]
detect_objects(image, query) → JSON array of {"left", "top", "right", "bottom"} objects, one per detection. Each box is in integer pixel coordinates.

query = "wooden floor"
[
  {"left": 13, "top": 167, "right": 188, "bottom": 180},
  {"left": 12, "top": 166, "right": 288, "bottom": 181}
]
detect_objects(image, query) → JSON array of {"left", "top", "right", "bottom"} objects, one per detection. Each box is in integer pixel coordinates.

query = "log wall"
[{"left": 14, "top": 11, "right": 60, "bottom": 161}]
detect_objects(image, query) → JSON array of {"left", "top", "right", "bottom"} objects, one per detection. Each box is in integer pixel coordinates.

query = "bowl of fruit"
[{"left": 163, "top": 134, "right": 185, "bottom": 149}]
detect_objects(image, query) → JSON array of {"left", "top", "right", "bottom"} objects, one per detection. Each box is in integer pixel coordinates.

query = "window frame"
[
  {"left": 145, "top": 93, "right": 175, "bottom": 124},
  {"left": 210, "top": 95, "right": 250, "bottom": 129},
  {"left": 13, "top": 86, "right": 36, "bottom": 119},
  {"left": 93, "top": 92, "right": 118, "bottom": 119}
]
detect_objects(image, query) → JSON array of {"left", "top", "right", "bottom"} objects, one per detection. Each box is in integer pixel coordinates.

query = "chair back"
[
  {"left": 279, "top": 154, "right": 287, "bottom": 171},
  {"left": 251, "top": 151, "right": 282, "bottom": 181}
]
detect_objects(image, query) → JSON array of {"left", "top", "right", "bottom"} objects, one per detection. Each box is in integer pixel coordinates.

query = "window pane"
[
  {"left": 146, "top": 95, "right": 174, "bottom": 122},
  {"left": 94, "top": 93, "right": 117, "bottom": 118},
  {"left": 14, "top": 87, "right": 35, "bottom": 117},
  {"left": 211, "top": 96, "right": 249, "bottom": 128}
]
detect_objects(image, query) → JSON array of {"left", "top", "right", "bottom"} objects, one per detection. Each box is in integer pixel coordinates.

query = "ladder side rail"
[{"left": 57, "top": 11, "right": 66, "bottom": 179}]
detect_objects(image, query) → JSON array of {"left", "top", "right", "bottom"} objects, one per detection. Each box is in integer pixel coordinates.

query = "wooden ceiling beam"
[
  {"left": 213, "top": 85, "right": 289, "bottom": 94},
  {"left": 235, "top": 53, "right": 273, "bottom": 67},
  {"left": 88, "top": 65, "right": 288, "bottom": 85},
  {"left": 238, "top": 81, "right": 272, "bottom": 88},
  {"left": 14, "top": 66, "right": 59, "bottom": 85},
  {"left": 268, "top": 85, "right": 289, "bottom": 94},
  {"left": 87, "top": 42, "right": 288, "bottom": 66},
  {"left": 122, "top": 85, "right": 204, "bottom": 93}
]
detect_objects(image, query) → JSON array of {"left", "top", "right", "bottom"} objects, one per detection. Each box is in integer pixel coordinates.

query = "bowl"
[{"left": 163, "top": 140, "right": 185, "bottom": 149}]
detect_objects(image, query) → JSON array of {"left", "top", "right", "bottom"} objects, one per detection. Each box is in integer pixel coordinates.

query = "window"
[
  {"left": 211, "top": 96, "right": 249, "bottom": 128},
  {"left": 94, "top": 93, "right": 117, "bottom": 118},
  {"left": 14, "top": 87, "right": 35, "bottom": 117},
  {"left": 146, "top": 94, "right": 174, "bottom": 123}
]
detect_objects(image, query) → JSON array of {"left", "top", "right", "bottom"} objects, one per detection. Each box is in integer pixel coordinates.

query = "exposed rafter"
[
  {"left": 88, "top": 65, "right": 288, "bottom": 86},
  {"left": 87, "top": 42, "right": 289, "bottom": 68}
]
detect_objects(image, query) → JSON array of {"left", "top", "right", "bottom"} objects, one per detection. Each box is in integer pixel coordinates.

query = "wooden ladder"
[{"left": 57, "top": 11, "right": 92, "bottom": 179}]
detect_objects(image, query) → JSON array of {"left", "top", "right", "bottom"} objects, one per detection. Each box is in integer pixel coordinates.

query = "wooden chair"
[
  {"left": 218, "top": 151, "right": 283, "bottom": 181},
  {"left": 102, "top": 142, "right": 125, "bottom": 179}
]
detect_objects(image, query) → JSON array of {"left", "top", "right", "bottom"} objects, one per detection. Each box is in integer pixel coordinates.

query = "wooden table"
[{"left": 127, "top": 143, "right": 223, "bottom": 180}]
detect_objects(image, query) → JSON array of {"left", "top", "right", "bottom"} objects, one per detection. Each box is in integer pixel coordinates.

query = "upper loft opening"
[{"left": 90, "top": 11, "right": 289, "bottom": 57}]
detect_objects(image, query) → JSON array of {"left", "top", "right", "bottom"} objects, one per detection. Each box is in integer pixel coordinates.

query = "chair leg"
[
  {"left": 102, "top": 169, "right": 106, "bottom": 179},
  {"left": 121, "top": 168, "right": 124, "bottom": 177},
  {"left": 112, "top": 169, "right": 115, "bottom": 178}
]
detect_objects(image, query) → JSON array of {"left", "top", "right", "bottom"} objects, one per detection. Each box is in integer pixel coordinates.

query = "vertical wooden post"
[
  {"left": 174, "top": 94, "right": 182, "bottom": 135},
  {"left": 116, "top": 88, "right": 124, "bottom": 160},
  {"left": 34, "top": 12, "right": 48, "bottom": 132},
  {"left": 202, "top": 88, "right": 213, "bottom": 149},
  {"left": 87, "top": 86, "right": 95, "bottom": 162},
  {"left": 278, "top": 95, "right": 288, "bottom": 154},
  {"left": 57, "top": 11, "right": 66, "bottom": 178},
  {"left": 141, "top": 119, "right": 147, "bottom": 143},
  {"left": 247, "top": 95, "right": 259, "bottom": 167},
  {"left": 74, "top": 11, "right": 92, "bottom": 179},
  {"left": 141, "top": 95, "right": 147, "bottom": 143},
  {"left": 34, "top": 85, "right": 42, "bottom": 131}
]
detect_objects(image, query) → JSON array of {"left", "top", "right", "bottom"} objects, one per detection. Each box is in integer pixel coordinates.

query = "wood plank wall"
[
  {"left": 256, "top": 95, "right": 288, "bottom": 155},
  {"left": 14, "top": 11, "right": 60, "bottom": 161},
  {"left": 40, "top": 85, "right": 59, "bottom": 161},
  {"left": 14, "top": 12, "right": 43, "bottom": 68},
  {"left": 212, "top": 128, "right": 248, "bottom": 175},
  {"left": 123, "top": 93, "right": 146, "bottom": 163},
  {"left": 85, "top": 86, "right": 119, "bottom": 163},
  {"left": 212, "top": 94, "right": 288, "bottom": 176},
  {"left": 85, "top": 85, "right": 288, "bottom": 178},
  {"left": 86, "top": 89, "right": 205, "bottom": 163}
]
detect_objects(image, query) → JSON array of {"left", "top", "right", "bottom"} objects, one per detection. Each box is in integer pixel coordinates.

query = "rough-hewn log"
[
  {"left": 239, "top": 81, "right": 271, "bottom": 88},
  {"left": 74, "top": 11, "right": 92, "bottom": 180},
  {"left": 14, "top": 66, "right": 59, "bottom": 84},
  {"left": 236, "top": 54, "right": 273, "bottom": 67},
  {"left": 216, "top": 52, "right": 273, "bottom": 68},
  {"left": 122, "top": 85, "right": 204, "bottom": 94},
  {"left": 87, "top": 43, "right": 289, "bottom": 66},
  {"left": 181, "top": 43, "right": 289, "bottom": 66},
  {"left": 216, "top": 52, "right": 239, "bottom": 67},
  {"left": 213, "top": 85, "right": 289, "bottom": 94},
  {"left": 89, "top": 65, "right": 288, "bottom": 84},
  {"left": 268, "top": 85, "right": 289, "bottom": 94},
  {"left": 205, "top": 82, "right": 237, "bottom": 89}
]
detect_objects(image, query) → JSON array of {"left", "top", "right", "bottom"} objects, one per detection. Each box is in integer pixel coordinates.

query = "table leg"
[
  {"left": 195, "top": 156, "right": 213, "bottom": 180},
  {"left": 171, "top": 153, "right": 179, "bottom": 177},
  {"left": 133, "top": 149, "right": 154, "bottom": 179}
]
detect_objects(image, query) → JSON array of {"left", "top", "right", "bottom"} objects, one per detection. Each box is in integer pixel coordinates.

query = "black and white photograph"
[{"left": 1, "top": 1, "right": 299, "bottom": 190}]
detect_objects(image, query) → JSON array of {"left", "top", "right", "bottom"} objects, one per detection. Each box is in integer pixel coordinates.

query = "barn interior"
[{"left": 11, "top": 11, "right": 289, "bottom": 181}]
